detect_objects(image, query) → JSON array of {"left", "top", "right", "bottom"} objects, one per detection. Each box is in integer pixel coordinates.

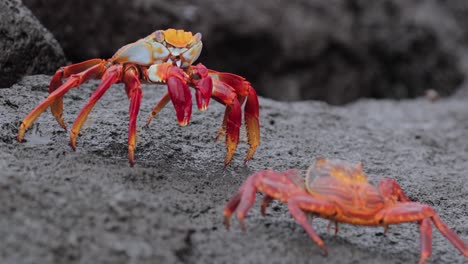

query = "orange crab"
[
  {"left": 16, "top": 29, "right": 260, "bottom": 167},
  {"left": 224, "top": 158, "right": 468, "bottom": 264}
]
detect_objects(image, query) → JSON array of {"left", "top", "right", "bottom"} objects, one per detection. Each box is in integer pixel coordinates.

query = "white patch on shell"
[
  {"left": 152, "top": 42, "right": 170, "bottom": 60},
  {"left": 115, "top": 41, "right": 152, "bottom": 65},
  {"left": 148, "top": 64, "right": 163, "bottom": 83}
]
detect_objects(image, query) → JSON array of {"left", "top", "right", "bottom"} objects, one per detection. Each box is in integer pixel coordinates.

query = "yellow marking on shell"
[
  {"left": 156, "top": 46, "right": 163, "bottom": 54},
  {"left": 163, "top": 29, "right": 195, "bottom": 48},
  {"left": 329, "top": 167, "right": 368, "bottom": 183}
]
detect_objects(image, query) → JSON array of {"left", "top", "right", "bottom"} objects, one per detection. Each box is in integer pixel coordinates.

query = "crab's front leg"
[
  {"left": 147, "top": 63, "right": 192, "bottom": 126},
  {"left": 123, "top": 66, "right": 143, "bottom": 167},
  {"left": 223, "top": 169, "right": 305, "bottom": 228}
]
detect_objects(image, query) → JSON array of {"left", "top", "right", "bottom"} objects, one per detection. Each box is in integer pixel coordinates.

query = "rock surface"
[
  {"left": 0, "top": 75, "right": 467, "bottom": 263},
  {"left": 0, "top": 0, "right": 66, "bottom": 88},
  {"left": 23, "top": 0, "right": 466, "bottom": 103}
]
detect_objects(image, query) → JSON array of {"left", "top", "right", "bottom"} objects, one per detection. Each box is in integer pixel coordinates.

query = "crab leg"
[
  {"left": 145, "top": 93, "right": 171, "bottom": 127},
  {"left": 69, "top": 64, "right": 123, "bottom": 150},
  {"left": 17, "top": 63, "right": 107, "bottom": 142},
  {"left": 211, "top": 79, "right": 241, "bottom": 167},
  {"left": 224, "top": 169, "right": 306, "bottom": 228},
  {"left": 260, "top": 195, "right": 274, "bottom": 216},
  {"left": 419, "top": 218, "right": 432, "bottom": 264},
  {"left": 209, "top": 71, "right": 260, "bottom": 162},
  {"left": 49, "top": 59, "right": 106, "bottom": 129},
  {"left": 243, "top": 87, "right": 260, "bottom": 162},
  {"left": 375, "top": 202, "right": 467, "bottom": 264},
  {"left": 287, "top": 195, "right": 337, "bottom": 255},
  {"left": 123, "top": 66, "right": 143, "bottom": 167}
]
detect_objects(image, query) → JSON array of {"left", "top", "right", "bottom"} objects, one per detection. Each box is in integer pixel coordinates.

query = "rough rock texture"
[
  {"left": 0, "top": 75, "right": 467, "bottom": 263},
  {"left": 22, "top": 0, "right": 467, "bottom": 104},
  {"left": 0, "top": 0, "right": 66, "bottom": 88}
]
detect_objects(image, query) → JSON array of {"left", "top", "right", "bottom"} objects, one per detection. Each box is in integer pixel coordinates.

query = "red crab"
[
  {"left": 16, "top": 29, "right": 260, "bottom": 167},
  {"left": 224, "top": 158, "right": 468, "bottom": 264}
]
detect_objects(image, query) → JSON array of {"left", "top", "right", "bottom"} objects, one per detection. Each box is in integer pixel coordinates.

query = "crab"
[
  {"left": 16, "top": 29, "right": 260, "bottom": 167},
  {"left": 224, "top": 158, "right": 468, "bottom": 264}
]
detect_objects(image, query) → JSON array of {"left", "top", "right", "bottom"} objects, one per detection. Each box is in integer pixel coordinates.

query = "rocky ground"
[{"left": 0, "top": 75, "right": 467, "bottom": 263}]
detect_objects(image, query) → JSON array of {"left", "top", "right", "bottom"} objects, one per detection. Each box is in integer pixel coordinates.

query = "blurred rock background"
[
  {"left": 3, "top": 0, "right": 468, "bottom": 104},
  {"left": 0, "top": 0, "right": 66, "bottom": 88}
]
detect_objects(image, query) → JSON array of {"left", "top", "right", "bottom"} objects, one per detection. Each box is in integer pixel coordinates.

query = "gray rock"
[
  {"left": 23, "top": 0, "right": 465, "bottom": 103},
  {"left": 0, "top": 0, "right": 66, "bottom": 88},
  {"left": 0, "top": 75, "right": 467, "bottom": 263}
]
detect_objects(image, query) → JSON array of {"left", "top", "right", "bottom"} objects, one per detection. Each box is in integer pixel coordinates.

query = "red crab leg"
[
  {"left": 287, "top": 195, "right": 338, "bottom": 255},
  {"left": 244, "top": 87, "right": 260, "bottom": 162},
  {"left": 145, "top": 93, "right": 171, "bottom": 127},
  {"left": 209, "top": 71, "right": 260, "bottom": 162},
  {"left": 211, "top": 79, "right": 241, "bottom": 167},
  {"left": 69, "top": 64, "right": 123, "bottom": 150},
  {"left": 260, "top": 195, "right": 274, "bottom": 216},
  {"left": 17, "top": 63, "right": 107, "bottom": 142},
  {"left": 224, "top": 169, "right": 306, "bottom": 228},
  {"left": 375, "top": 202, "right": 468, "bottom": 264},
  {"left": 49, "top": 59, "right": 105, "bottom": 129},
  {"left": 123, "top": 66, "right": 143, "bottom": 167},
  {"left": 419, "top": 218, "right": 432, "bottom": 264}
]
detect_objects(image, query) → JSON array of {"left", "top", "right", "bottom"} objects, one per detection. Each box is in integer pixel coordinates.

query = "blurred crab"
[
  {"left": 16, "top": 29, "right": 260, "bottom": 167},
  {"left": 224, "top": 158, "right": 467, "bottom": 264}
]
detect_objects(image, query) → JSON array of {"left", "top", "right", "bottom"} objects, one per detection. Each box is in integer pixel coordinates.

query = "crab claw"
[
  {"left": 167, "top": 76, "right": 192, "bottom": 126},
  {"left": 191, "top": 63, "right": 212, "bottom": 111}
]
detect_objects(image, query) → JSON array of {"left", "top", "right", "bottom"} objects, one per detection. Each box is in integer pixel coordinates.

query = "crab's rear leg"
[
  {"left": 209, "top": 71, "right": 260, "bottom": 162},
  {"left": 49, "top": 59, "right": 105, "bottom": 129},
  {"left": 243, "top": 87, "right": 260, "bottom": 162},
  {"left": 17, "top": 63, "right": 107, "bottom": 142},
  {"left": 375, "top": 202, "right": 467, "bottom": 264},
  {"left": 69, "top": 64, "right": 123, "bottom": 151},
  {"left": 211, "top": 79, "right": 241, "bottom": 167}
]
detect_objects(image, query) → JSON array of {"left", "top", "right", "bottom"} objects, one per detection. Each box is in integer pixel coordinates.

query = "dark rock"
[
  {"left": 0, "top": 75, "right": 467, "bottom": 263},
  {"left": 23, "top": 0, "right": 466, "bottom": 103},
  {"left": 0, "top": 0, "right": 66, "bottom": 88}
]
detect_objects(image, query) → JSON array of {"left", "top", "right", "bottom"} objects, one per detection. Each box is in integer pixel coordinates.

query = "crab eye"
[
  {"left": 194, "top": 32, "right": 202, "bottom": 42},
  {"left": 154, "top": 30, "right": 164, "bottom": 42}
]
